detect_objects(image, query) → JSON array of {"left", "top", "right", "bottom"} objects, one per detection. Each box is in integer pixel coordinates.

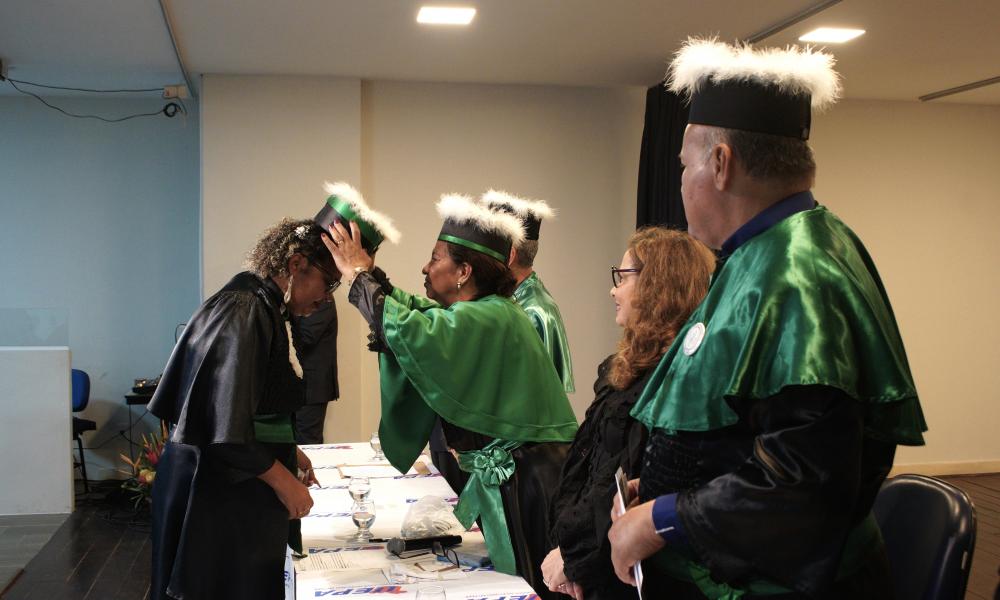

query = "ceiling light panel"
[
  {"left": 798, "top": 27, "right": 865, "bottom": 43},
  {"left": 417, "top": 6, "right": 476, "bottom": 26}
]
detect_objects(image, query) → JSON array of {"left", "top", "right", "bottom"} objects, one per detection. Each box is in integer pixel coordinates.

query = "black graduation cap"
[
  {"left": 668, "top": 38, "right": 842, "bottom": 141},
  {"left": 314, "top": 182, "right": 400, "bottom": 253},
  {"left": 479, "top": 190, "right": 555, "bottom": 241},
  {"left": 435, "top": 194, "right": 525, "bottom": 263}
]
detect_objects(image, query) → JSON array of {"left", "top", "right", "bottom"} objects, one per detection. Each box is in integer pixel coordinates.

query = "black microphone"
[{"left": 386, "top": 534, "right": 462, "bottom": 557}]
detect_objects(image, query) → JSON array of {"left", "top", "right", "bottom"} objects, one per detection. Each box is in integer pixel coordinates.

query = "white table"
[{"left": 295, "top": 442, "right": 538, "bottom": 600}]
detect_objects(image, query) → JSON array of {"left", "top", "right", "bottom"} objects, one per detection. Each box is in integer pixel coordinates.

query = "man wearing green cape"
[
  {"left": 480, "top": 189, "right": 575, "bottom": 393},
  {"left": 607, "top": 39, "right": 927, "bottom": 599},
  {"left": 322, "top": 192, "right": 577, "bottom": 599}
]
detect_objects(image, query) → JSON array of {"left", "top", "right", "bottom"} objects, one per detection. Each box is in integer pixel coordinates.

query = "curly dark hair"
[
  {"left": 445, "top": 243, "right": 517, "bottom": 298},
  {"left": 244, "top": 218, "right": 333, "bottom": 278}
]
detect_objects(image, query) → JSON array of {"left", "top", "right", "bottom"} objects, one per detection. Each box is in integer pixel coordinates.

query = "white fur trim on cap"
[
  {"left": 668, "top": 37, "right": 841, "bottom": 111},
  {"left": 479, "top": 189, "right": 556, "bottom": 221},
  {"left": 436, "top": 193, "right": 526, "bottom": 246},
  {"left": 322, "top": 181, "right": 402, "bottom": 244}
]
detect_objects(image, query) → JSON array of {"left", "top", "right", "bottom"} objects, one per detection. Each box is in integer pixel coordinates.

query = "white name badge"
[{"left": 682, "top": 322, "right": 706, "bottom": 356}]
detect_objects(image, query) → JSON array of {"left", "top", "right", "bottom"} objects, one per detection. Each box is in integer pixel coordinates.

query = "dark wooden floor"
[
  {"left": 0, "top": 502, "right": 151, "bottom": 600},
  {"left": 950, "top": 474, "right": 1000, "bottom": 600},
  {"left": 0, "top": 513, "right": 67, "bottom": 593},
  {"left": 3, "top": 475, "right": 999, "bottom": 599}
]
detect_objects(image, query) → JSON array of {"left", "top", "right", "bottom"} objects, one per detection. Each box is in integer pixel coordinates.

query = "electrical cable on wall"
[
  {"left": 4, "top": 77, "right": 162, "bottom": 94},
  {"left": 2, "top": 76, "right": 186, "bottom": 123}
]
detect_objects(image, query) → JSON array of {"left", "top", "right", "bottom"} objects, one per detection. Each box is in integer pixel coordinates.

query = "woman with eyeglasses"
[
  {"left": 148, "top": 218, "right": 346, "bottom": 600},
  {"left": 541, "top": 227, "right": 716, "bottom": 600}
]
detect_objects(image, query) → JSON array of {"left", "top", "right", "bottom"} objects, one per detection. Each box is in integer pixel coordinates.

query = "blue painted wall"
[{"left": 0, "top": 96, "right": 200, "bottom": 478}]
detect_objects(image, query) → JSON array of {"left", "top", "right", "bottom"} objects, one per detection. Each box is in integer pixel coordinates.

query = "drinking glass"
[
  {"left": 370, "top": 431, "right": 384, "bottom": 461},
  {"left": 348, "top": 476, "right": 371, "bottom": 502},
  {"left": 416, "top": 585, "right": 446, "bottom": 600},
  {"left": 351, "top": 500, "right": 376, "bottom": 542}
]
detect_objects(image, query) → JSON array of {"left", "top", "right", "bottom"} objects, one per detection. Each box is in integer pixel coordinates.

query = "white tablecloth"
[{"left": 295, "top": 442, "right": 538, "bottom": 600}]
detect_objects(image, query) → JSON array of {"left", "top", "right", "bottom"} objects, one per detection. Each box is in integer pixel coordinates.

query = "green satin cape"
[
  {"left": 378, "top": 287, "right": 578, "bottom": 473},
  {"left": 631, "top": 206, "right": 926, "bottom": 444},
  {"left": 513, "top": 273, "right": 575, "bottom": 393}
]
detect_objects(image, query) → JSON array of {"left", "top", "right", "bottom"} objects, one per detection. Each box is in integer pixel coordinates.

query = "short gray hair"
[
  {"left": 513, "top": 240, "right": 539, "bottom": 268},
  {"left": 706, "top": 127, "right": 816, "bottom": 182}
]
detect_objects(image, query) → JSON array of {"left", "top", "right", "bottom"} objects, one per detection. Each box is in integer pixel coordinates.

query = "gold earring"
[{"left": 457, "top": 280, "right": 462, "bottom": 291}]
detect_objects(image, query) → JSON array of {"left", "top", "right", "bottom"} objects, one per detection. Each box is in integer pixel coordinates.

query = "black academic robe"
[
  {"left": 638, "top": 386, "right": 896, "bottom": 599},
  {"left": 290, "top": 300, "right": 339, "bottom": 444},
  {"left": 548, "top": 357, "right": 651, "bottom": 600},
  {"left": 149, "top": 272, "right": 305, "bottom": 600}
]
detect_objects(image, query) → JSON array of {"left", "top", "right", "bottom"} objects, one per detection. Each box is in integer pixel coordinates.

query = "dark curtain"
[{"left": 635, "top": 83, "right": 690, "bottom": 229}]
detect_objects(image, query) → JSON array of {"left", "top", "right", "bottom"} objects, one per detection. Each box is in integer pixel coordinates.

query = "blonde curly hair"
[{"left": 244, "top": 218, "right": 331, "bottom": 278}]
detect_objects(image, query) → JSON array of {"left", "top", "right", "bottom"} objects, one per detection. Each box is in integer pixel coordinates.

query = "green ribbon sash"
[
  {"left": 326, "top": 195, "right": 383, "bottom": 250},
  {"left": 437, "top": 233, "right": 507, "bottom": 262},
  {"left": 452, "top": 439, "right": 523, "bottom": 575},
  {"left": 253, "top": 413, "right": 295, "bottom": 443}
]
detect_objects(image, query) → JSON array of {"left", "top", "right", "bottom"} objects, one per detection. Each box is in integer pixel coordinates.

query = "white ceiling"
[{"left": 1, "top": 0, "right": 998, "bottom": 104}]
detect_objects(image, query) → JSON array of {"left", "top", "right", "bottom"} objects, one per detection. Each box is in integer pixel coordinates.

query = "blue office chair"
[
  {"left": 873, "top": 474, "right": 977, "bottom": 600},
  {"left": 71, "top": 369, "right": 96, "bottom": 493}
]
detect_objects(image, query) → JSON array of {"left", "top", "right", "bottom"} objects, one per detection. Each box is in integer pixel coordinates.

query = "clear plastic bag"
[{"left": 399, "top": 495, "right": 466, "bottom": 538}]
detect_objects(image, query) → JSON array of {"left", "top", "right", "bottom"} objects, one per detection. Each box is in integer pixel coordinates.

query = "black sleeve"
[
  {"left": 549, "top": 361, "right": 612, "bottom": 543},
  {"left": 291, "top": 300, "right": 336, "bottom": 350},
  {"left": 206, "top": 442, "right": 276, "bottom": 483},
  {"left": 149, "top": 291, "right": 274, "bottom": 446},
  {"left": 676, "top": 385, "right": 896, "bottom": 592},
  {"left": 347, "top": 268, "right": 393, "bottom": 352},
  {"left": 558, "top": 473, "right": 617, "bottom": 589},
  {"left": 560, "top": 415, "right": 647, "bottom": 589},
  {"left": 550, "top": 358, "right": 627, "bottom": 589}
]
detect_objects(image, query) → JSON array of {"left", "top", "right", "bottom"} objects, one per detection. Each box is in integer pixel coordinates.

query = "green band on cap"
[
  {"left": 326, "top": 196, "right": 383, "bottom": 249},
  {"left": 438, "top": 234, "right": 507, "bottom": 263}
]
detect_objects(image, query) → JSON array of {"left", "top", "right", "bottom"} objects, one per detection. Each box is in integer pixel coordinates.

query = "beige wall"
[
  {"left": 810, "top": 99, "right": 1000, "bottom": 472},
  {"left": 200, "top": 77, "right": 1000, "bottom": 472},
  {"left": 201, "top": 75, "right": 367, "bottom": 442},
  {"left": 201, "top": 75, "right": 645, "bottom": 441},
  {"left": 359, "top": 81, "right": 646, "bottom": 430}
]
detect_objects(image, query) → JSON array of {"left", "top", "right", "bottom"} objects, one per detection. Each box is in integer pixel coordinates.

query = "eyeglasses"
[
  {"left": 611, "top": 267, "right": 641, "bottom": 288},
  {"left": 308, "top": 256, "right": 342, "bottom": 296},
  {"left": 431, "top": 541, "right": 460, "bottom": 567}
]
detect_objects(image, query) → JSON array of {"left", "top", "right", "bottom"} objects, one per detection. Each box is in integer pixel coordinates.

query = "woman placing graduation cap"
[{"left": 321, "top": 193, "right": 578, "bottom": 597}]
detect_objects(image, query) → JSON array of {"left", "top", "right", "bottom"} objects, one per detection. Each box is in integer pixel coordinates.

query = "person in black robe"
[
  {"left": 542, "top": 228, "right": 715, "bottom": 600},
  {"left": 149, "top": 218, "right": 339, "bottom": 600},
  {"left": 291, "top": 299, "right": 339, "bottom": 444}
]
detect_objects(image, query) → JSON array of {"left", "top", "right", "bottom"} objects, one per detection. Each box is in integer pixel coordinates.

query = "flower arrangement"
[{"left": 120, "top": 420, "right": 168, "bottom": 507}]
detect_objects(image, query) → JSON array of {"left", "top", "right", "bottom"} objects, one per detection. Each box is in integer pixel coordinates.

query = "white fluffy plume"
[
  {"left": 322, "top": 181, "right": 401, "bottom": 244},
  {"left": 479, "top": 189, "right": 556, "bottom": 221},
  {"left": 436, "top": 193, "right": 526, "bottom": 246},
  {"left": 667, "top": 37, "right": 841, "bottom": 111}
]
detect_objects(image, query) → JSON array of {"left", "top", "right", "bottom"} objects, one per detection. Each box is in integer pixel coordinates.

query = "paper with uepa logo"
[{"left": 614, "top": 467, "right": 644, "bottom": 599}]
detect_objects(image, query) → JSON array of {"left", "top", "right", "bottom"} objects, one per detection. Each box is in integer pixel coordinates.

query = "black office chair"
[
  {"left": 873, "top": 474, "right": 977, "bottom": 600},
  {"left": 71, "top": 368, "right": 96, "bottom": 493}
]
